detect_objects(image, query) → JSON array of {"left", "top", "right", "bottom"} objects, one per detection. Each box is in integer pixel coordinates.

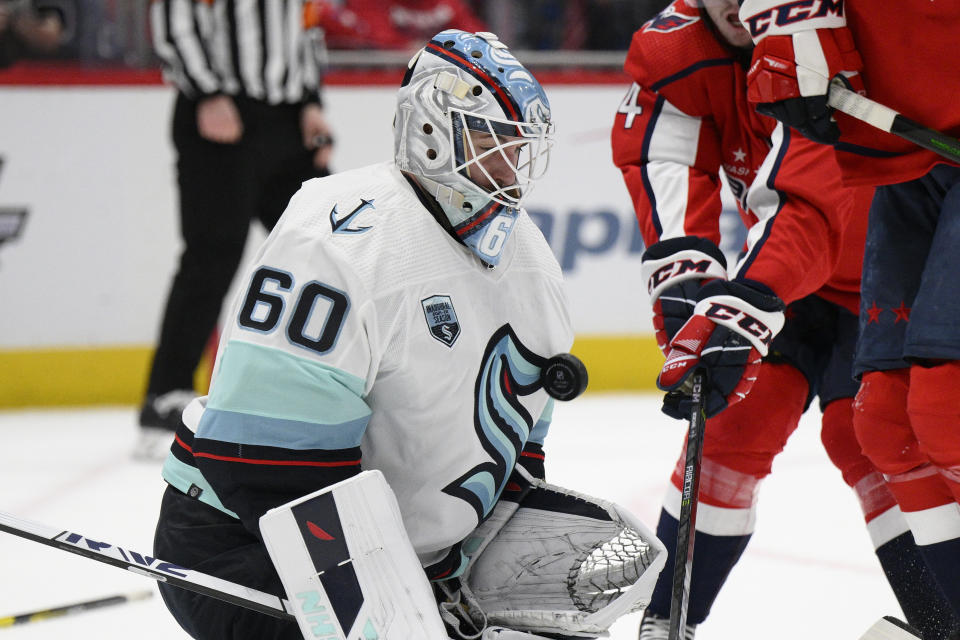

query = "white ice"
[{"left": 0, "top": 394, "right": 900, "bottom": 639}]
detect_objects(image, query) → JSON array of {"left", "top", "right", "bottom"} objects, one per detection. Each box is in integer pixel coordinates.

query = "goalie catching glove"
[
  {"left": 739, "top": 0, "right": 863, "bottom": 144},
  {"left": 657, "top": 279, "right": 785, "bottom": 419},
  {"left": 641, "top": 236, "right": 728, "bottom": 355},
  {"left": 443, "top": 466, "right": 666, "bottom": 639}
]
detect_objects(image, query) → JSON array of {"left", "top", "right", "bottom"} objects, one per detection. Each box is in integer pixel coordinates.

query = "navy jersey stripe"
[
  {"left": 642, "top": 94, "right": 667, "bottom": 237},
  {"left": 650, "top": 58, "right": 735, "bottom": 93}
]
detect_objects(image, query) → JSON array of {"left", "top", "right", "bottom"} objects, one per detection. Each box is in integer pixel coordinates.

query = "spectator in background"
[
  {"left": 507, "top": 0, "right": 670, "bottom": 51},
  {"left": 138, "top": 0, "right": 334, "bottom": 459},
  {"left": 0, "top": 0, "right": 63, "bottom": 68},
  {"left": 314, "top": 0, "right": 487, "bottom": 51}
]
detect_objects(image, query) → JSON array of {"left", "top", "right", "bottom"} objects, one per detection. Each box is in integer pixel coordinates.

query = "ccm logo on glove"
[
  {"left": 704, "top": 301, "right": 777, "bottom": 347},
  {"left": 647, "top": 257, "right": 720, "bottom": 294},
  {"left": 741, "top": 0, "right": 845, "bottom": 38}
]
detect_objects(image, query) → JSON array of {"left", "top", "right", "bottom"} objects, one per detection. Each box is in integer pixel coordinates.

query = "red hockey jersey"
[
  {"left": 739, "top": 2, "right": 960, "bottom": 186},
  {"left": 611, "top": 0, "right": 868, "bottom": 314}
]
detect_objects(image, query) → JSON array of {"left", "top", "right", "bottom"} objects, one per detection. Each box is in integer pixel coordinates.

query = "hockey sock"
[
  {"left": 908, "top": 361, "right": 960, "bottom": 502},
  {"left": 876, "top": 530, "right": 960, "bottom": 638},
  {"left": 820, "top": 397, "right": 959, "bottom": 634},
  {"left": 902, "top": 362, "right": 960, "bottom": 618},
  {"left": 646, "top": 363, "right": 807, "bottom": 623},
  {"left": 821, "top": 398, "right": 879, "bottom": 492},
  {"left": 645, "top": 508, "right": 751, "bottom": 624}
]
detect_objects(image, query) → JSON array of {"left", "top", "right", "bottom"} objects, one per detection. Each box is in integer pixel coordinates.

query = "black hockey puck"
[{"left": 541, "top": 353, "right": 588, "bottom": 401}]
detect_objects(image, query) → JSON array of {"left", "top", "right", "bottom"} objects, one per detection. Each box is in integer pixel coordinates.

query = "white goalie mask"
[{"left": 394, "top": 30, "right": 554, "bottom": 265}]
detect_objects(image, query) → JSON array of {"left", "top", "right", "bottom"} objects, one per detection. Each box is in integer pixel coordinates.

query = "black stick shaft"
[
  {"left": 668, "top": 371, "right": 706, "bottom": 640},
  {"left": 0, "top": 512, "right": 294, "bottom": 621},
  {"left": 827, "top": 80, "right": 960, "bottom": 164},
  {"left": 890, "top": 115, "right": 960, "bottom": 165},
  {"left": 0, "top": 591, "right": 152, "bottom": 627}
]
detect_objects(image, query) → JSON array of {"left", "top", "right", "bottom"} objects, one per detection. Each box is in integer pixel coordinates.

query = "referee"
[{"left": 138, "top": 0, "right": 335, "bottom": 459}]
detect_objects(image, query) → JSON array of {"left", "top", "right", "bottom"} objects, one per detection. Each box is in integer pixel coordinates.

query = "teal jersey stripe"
[
  {"left": 208, "top": 340, "right": 370, "bottom": 425},
  {"left": 161, "top": 454, "right": 239, "bottom": 519},
  {"left": 197, "top": 406, "right": 368, "bottom": 450},
  {"left": 529, "top": 397, "right": 554, "bottom": 445}
]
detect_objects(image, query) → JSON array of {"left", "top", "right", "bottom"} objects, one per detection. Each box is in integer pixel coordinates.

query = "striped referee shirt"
[{"left": 151, "top": 0, "right": 325, "bottom": 105}]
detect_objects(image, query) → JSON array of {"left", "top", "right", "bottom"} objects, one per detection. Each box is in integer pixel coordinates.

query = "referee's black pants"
[{"left": 146, "top": 93, "right": 326, "bottom": 396}]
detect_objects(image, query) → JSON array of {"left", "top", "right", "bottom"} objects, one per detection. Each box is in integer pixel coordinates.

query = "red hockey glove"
[
  {"left": 641, "top": 237, "right": 728, "bottom": 355},
  {"left": 657, "top": 279, "right": 785, "bottom": 419},
  {"left": 739, "top": 0, "right": 863, "bottom": 144}
]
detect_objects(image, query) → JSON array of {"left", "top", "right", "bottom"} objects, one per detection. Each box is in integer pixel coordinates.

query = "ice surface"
[{"left": 0, "top": 394, "right": 899, "bottom": 639}]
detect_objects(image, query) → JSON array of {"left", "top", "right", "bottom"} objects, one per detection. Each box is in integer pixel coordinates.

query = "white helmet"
[{"left": 394, "top": 30, "right": 554, "bottom": 265}]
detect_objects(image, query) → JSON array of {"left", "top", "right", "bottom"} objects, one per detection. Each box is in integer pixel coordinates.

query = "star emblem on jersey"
[
  {"left": 422, "top": 295, "right": 461, "bottom": 347},
  {"left": 330, "top": 198, "right": 375, "bottom": 235}
]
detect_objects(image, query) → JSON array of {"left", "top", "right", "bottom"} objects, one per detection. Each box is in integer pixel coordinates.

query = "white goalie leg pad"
[
  {"left": 465, "top": 468, "right": 667, "bottom": 637},
  {"left": 259, "top": 470, "right": 448, "bottom": 640}
]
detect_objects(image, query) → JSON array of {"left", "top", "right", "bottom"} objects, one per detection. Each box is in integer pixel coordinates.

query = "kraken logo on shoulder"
[
  {"left": 442, "top": 324, "right": 548, "bottom": 521},
  {"left": 421, "top": 294, "right": 461, "bottom": 347},
  {"left": 330, "top": 198, "right": 375, "bottom": 235}
]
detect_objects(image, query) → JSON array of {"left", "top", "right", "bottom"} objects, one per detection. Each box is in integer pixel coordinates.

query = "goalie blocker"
[{"left": 260, "top": 469, "right": 666, "bottom": 640}]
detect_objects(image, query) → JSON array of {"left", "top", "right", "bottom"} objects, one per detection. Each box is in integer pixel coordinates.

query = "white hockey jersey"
[{"left": 162, "top": 162, "right": 574, "bottom": 571}]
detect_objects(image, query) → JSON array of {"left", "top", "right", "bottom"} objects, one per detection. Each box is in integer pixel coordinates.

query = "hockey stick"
[
  {"left": 0, "top": 511, "right": 295, "bottom": 621},
  {"left": 667, "top": 370, "right": 707, "bottom": 640},
  {"left": 0, "top": 590, "right": 153, "bottom": 628},
  {"left": 828, "top": 78, "right": 960, "bottom": 164}
]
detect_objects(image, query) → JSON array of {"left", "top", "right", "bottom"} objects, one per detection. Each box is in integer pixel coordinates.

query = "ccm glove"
[
  {"left": 739, "top": 0, "right": 863, "bottom": 144},
  {"left": 657, "top": 279, "right": 785, "bottom": 419},
  {"left": 641, "top": 236, "right": 727, "bottom": 355}
]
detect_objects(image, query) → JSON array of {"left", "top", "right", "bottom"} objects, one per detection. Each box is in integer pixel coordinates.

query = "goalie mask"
[{"left": 394, "top": 30, "right": 554, "bottom": 265}]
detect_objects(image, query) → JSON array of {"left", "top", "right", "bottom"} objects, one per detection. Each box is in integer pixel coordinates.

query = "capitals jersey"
[
  {"left": 611, "top": 0, "right": 869, "bottom": 313},
  {"left": 162, "top": 162, "right": 573, "bottom": 575},
  {"left": 739, "top": 1, "right": 960, "bottom": 186}
]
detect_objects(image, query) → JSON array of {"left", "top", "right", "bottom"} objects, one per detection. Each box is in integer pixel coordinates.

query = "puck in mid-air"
[{"left": 541, "top": 353, "right": 588, "bottom": 401}]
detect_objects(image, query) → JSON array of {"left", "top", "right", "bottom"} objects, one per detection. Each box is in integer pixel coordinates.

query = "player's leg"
[
  {"left": 140, "top": 95, "right": 255, "bottom": 442},
  {"left": 899, "top": 165, "right": 960, "bottom": 613},
  {"left": 819, "top": 307, "right": 957, "bottom": 637},
  {"left": 153, "top": 485, "right": 303, "bottom": 640},
  {"left": 855, "top": 166, "right": 960, "bottom": 620},
  {"left": 823, "top": 398, "right": 958, "bottom": 636},
  {"left": 641, "top": 359, "right": 808, "bottom": 635}
]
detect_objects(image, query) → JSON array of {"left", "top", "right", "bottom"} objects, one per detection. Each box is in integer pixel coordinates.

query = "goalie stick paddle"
[
  {"left": 828, "top": 78, "right": 960, "bottom": 165},
  {"left": 0, "top": 510, "right": 295, "bottom": 621},
  {"left": 668, "top": 370, "right": 706, "bottom": 640},
  {"left": 0, "top": 590, "right": 153, "bottom": 628}
]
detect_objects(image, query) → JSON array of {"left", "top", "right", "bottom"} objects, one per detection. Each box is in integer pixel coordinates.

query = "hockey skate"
[
  {"left": 133, "top": 389, "right": 194, "bottom": 461},
  {"left": 638, "top": 612, "right": 696, "bottom": 640}
]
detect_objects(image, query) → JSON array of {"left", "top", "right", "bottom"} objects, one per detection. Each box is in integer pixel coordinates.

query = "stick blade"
[{"left": 859, "top": 617, "right": 922, "bottom": 640}]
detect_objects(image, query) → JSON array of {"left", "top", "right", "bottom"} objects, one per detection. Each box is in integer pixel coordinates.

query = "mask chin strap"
[{"left": 416, "top": 174, "right": 468, "bottom": 215}]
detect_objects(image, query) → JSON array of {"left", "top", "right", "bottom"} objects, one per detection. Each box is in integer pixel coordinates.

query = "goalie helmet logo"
[{"left": 422, "top": 294, "right": 461, "bottom": 347}]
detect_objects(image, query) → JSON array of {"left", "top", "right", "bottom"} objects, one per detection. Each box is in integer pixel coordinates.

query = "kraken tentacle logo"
[{"left": 442, "top": 324, "right": 547, "bottom": 521}]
